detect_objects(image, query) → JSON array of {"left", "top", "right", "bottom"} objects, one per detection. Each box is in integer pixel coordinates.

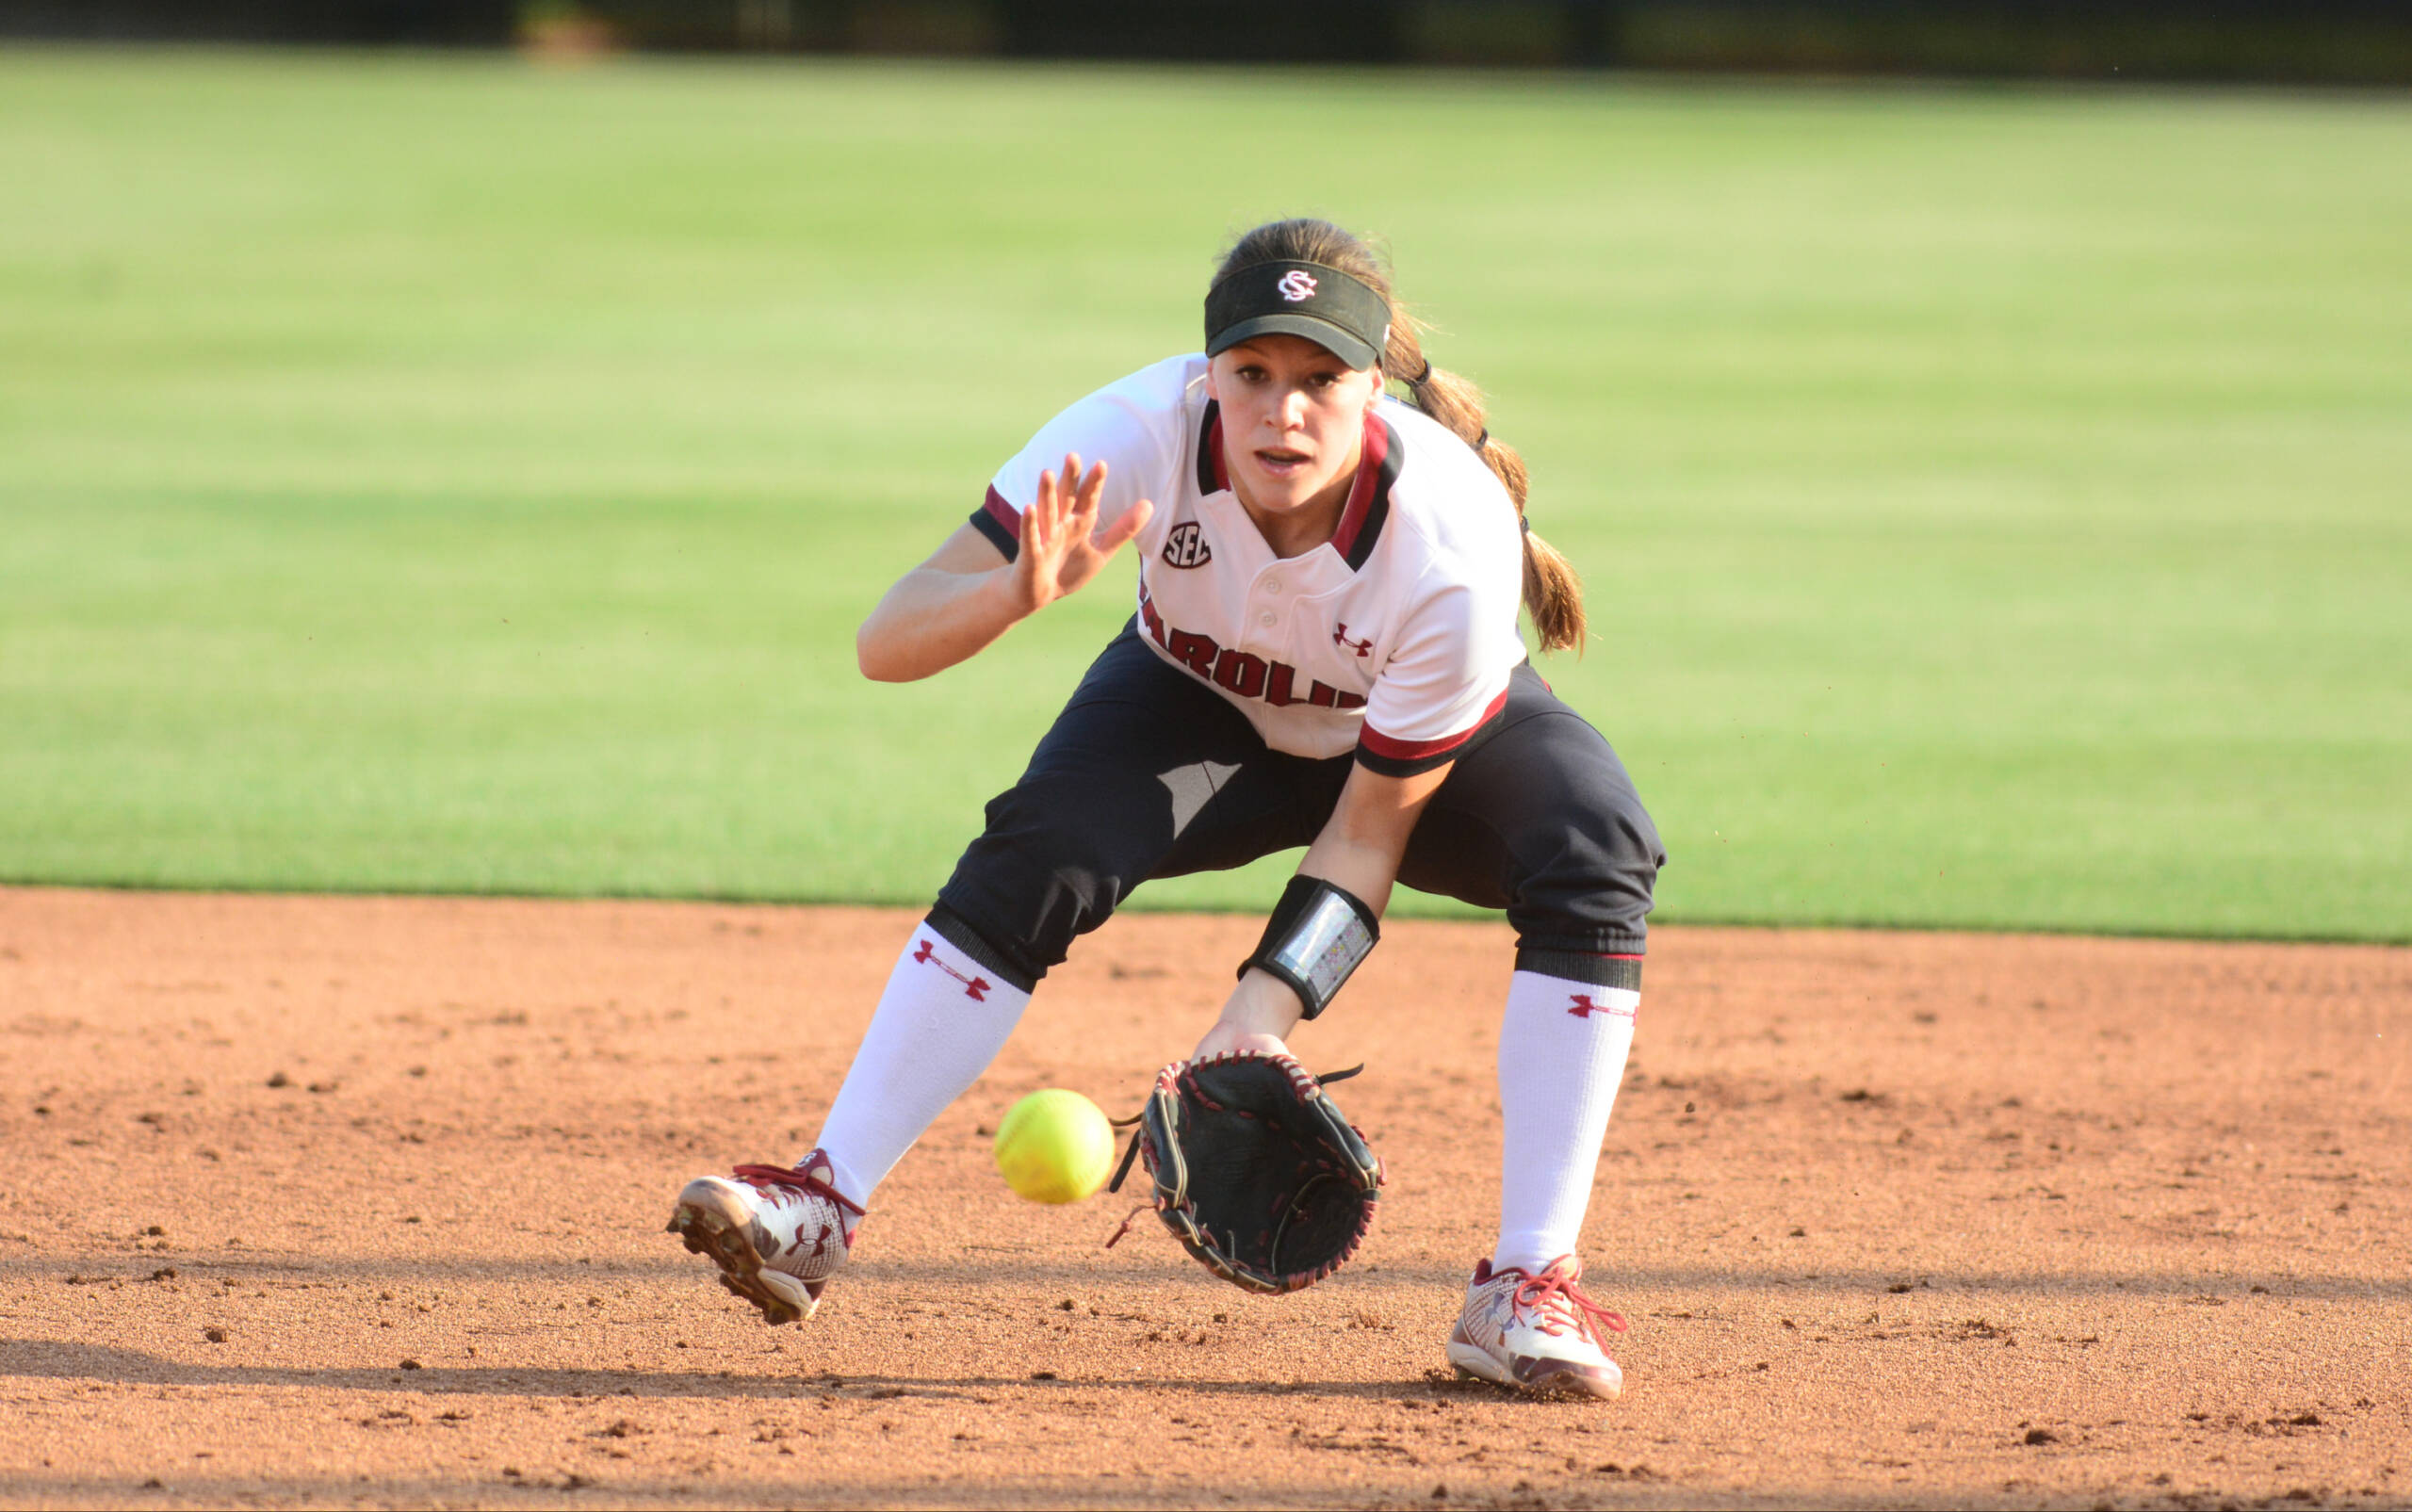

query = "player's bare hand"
[
  {"left": 1192, "top": 967, "right": 1303, "bottom": 1061},
  {"left": 1191, "top": 1021, "right": 1291, "bottom": 1062},
  {"left": 1009, "top": 454, "right": 1153, "bottom": 615}
]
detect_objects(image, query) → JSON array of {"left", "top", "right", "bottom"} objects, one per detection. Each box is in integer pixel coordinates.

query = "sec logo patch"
[{"left": 1162, "top": 522, "right": 1212, "bottom": 568}]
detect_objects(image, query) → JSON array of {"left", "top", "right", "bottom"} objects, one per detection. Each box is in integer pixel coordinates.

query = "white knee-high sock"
[
  {"left": 1493, "top": 968, "right": 1639, "bottom": 1275},
  {"left": 808, "top": 927, "right": 1031, "bottom": 1213}
]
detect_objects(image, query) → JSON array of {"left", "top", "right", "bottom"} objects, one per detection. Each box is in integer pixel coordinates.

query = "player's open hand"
[
  {"left": 1190, "top": 1021, "right": 1292, "bottom": 1062},
  {"left": 1190, "top": 967, "right": 1303, "bottom": 1062},
  {"left": 1011, "top": 453, "right": 1152, "bottom": 615}
]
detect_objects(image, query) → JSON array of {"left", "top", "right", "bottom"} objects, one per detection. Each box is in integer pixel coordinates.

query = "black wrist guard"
[{"left": 1239, "top": 875, "right": 1379, "bottom": 1021}]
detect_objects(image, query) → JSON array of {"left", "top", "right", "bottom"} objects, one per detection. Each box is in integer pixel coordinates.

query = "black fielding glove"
[{"left": 1107, "top": 1050, "right": 1383, "bottom": 1294}]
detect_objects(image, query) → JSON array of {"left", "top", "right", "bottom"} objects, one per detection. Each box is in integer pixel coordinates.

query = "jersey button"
[
  {"left": 1263, "top": 578, "right": 1282, "bottom": 594},
  {"left": 1258, "top": 610, "right": 1278, "bottom": 627}
]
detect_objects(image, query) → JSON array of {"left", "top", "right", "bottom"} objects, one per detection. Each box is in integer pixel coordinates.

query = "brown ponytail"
[{"left": 1212, "top": 218, "right": 1586, "bottom": 654}]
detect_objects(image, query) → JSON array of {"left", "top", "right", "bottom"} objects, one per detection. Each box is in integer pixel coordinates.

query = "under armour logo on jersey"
[
  {"left": 1162, "top": 521, "right": 1212, "bottom": 568},
  {"left": 1567, "top": 994, "right": 1637, "bottom": 1020},
  {"left": 1277, "top": 268, "right": 1318, "bottom": 302},
  {"left": 1332, "top": 623, "right": 1373, "bottom": 658},
  {"left": 911, "top": 936, "right": 991, "bottom": 1001}
]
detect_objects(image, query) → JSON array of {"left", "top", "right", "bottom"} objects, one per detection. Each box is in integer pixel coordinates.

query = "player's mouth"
[{"left": 1253, "top": 447, "right": 1312, "bottom": 480}]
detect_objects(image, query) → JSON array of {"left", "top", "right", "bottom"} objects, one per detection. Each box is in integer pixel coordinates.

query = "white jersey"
[{"left": 976, "top": 355, "right": 1526, "bottom": 774}]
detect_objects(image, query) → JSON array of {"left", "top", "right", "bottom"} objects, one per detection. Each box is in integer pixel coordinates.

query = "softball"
[{"left": 993, "top": 1089, "right": 1116, "bottom": 1205}]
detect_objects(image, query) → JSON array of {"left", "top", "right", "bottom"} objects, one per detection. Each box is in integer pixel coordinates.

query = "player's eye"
[{"left": 1234, "top": 364, "right": 1267, "bottom": 382}]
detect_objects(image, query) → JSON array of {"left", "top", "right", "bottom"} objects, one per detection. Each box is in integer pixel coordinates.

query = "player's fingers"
[
  {"left": 1051, "top": 459, "right": 1086, "bottom": 531},
  {"left": 1095, "top": 496, "right": 1151, "bottom": 551},
  {"left": 1072, "top": 459, "right": 1107, "bottom": 520},
  {"left": 1027, "top": 473, "right": 1055, "bottom": 554}
]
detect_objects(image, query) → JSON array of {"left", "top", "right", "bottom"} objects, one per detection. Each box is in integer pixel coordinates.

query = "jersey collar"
[{"left": 1197, "top": 401, "right": 1398, "bottom": 572}]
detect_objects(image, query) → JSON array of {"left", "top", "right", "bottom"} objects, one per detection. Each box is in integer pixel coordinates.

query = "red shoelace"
[
  {"left": 1513, "top": 1265, "right": 1629, "bottom": 1343},
  {"left": 730, "top": 1162, "right": 864, "bottom": 1219}
]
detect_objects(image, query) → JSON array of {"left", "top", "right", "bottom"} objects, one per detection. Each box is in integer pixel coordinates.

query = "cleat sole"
[
  {"left": 666, "top": 1190, "right": 814, "bottom": 1327},
  {"left": 1445, "top": 1341, "right": 1514, "bottom": 1389},
  {"left": 1518, "top": 1360, "right": 1622, "bottom": 1400},
  {"left": 1445, "top": 1341, "right": 1620, "bottom": 1401}
]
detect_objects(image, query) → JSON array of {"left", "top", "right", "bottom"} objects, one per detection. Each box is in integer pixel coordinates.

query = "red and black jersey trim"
[
  {"left": 1331, "top": 414, "right": 1399, "bottom": 571},
  {"left": 1352, "top": 684, "right": 1510, "bottom": 778},
  {"left": 970, "top": 485, "right": 1020, "bottom": 561},
  {"left": 1196, "top": 401, "right": 1228, "bottom": 495}
]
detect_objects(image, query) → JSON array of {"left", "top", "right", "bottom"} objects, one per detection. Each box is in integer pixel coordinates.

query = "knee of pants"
[
  {"left": 935, "top": 772, "right": 1172, "bottom": 986},
  {"left": 1506, "top": 789, "right": 1666, "bottom": 962}
]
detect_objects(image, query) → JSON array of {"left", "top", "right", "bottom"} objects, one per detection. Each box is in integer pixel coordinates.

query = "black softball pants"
[{"left": 931, "top": 625, "right": 1665, "bottom": 994}]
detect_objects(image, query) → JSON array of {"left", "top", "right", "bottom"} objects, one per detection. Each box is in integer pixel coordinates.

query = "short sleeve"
[
  {"left": 1355, "top": 578, "right": 1520, "bottom": 778},
  {"left": 972, "top": 360, "right": 1190, "bottom": 561}
]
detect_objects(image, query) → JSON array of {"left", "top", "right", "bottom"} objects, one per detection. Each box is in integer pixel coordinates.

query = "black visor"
[{"left": 1203, "top": 260, "right": 1390, "bottom": 372}]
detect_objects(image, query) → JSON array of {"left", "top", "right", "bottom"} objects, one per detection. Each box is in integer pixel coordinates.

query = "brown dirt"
[{"left": 0, "top": 886, "right": 2406, "bottom": 1510}]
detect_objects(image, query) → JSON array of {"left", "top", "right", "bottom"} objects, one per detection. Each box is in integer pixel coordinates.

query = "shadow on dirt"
[
  {"left": 863, "top": 1258, "right": 2409, "bottom": 1299},
  {"left": 0, "top": 1338, "right": 1503, "bottom": 1404},
  {"left": 3, "top": 1251, "right": 2394, "bottom": 1298},
  {"left": 0, "top": 1464, "right": 1603, "bottom": 1510}
]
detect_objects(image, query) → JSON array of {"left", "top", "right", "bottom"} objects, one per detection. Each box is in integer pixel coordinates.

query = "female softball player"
[{"left": 669, "top": 218, "right": 1664, "bottom": 1399}]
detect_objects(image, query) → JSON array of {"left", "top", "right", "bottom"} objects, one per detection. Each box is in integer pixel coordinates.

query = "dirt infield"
[{"left": 0, "top": 887, "right": 2405, "bottom": 1510}]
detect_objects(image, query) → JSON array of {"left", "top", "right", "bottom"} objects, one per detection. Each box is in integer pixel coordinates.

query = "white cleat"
[
  {"left": 665, "top": 1149, "right": 862, "bottom": 1325},
  {"left": 1445, "top": 1255, "right": 1627, "bottom": 1399}
]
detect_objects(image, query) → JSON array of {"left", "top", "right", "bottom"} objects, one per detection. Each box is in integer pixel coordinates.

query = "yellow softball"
[{"left": 993, "top": 1089, "right": 1116, "bottom": 1205}]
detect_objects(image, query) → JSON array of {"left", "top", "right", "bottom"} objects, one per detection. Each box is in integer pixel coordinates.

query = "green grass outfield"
[{"left": 3, "top": 48, "right": 2407, "bottom": 941}]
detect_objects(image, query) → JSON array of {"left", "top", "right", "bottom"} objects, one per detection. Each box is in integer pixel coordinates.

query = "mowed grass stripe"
[{"left": 2, "top": 50, "right": 2407, "bottom": 939}]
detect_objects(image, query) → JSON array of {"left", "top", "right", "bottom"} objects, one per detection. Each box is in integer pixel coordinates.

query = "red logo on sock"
[
  {"left": 1567, "top": 994, "right": 1635, "bottom": 1020},
  {"left": 912, "top": 937, "right": 991, "bottom": 1001}
]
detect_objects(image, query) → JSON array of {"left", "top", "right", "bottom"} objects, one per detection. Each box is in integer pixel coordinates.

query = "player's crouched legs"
[
  {"left": 666, "top": 661, "right": 1201, "bottom": 1325},
  {"left": 1404, "top": 680, "right": 1665, "bottom": 1395},
  {"left": 667, "top": 911, "right": 1040, "bottom": 1326}
]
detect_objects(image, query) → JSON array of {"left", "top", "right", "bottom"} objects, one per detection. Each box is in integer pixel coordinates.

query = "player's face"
[{"left": 1207, "top": 335, "right": 1383, "bottom": 523}]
